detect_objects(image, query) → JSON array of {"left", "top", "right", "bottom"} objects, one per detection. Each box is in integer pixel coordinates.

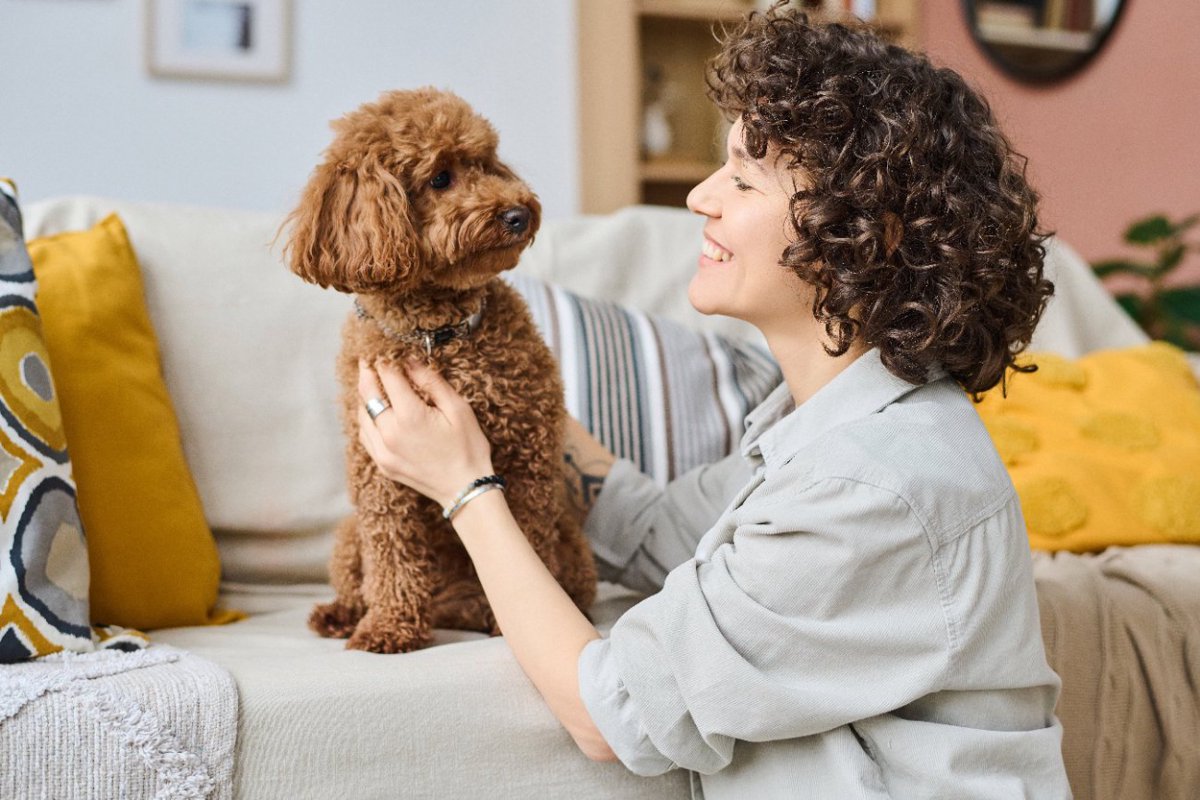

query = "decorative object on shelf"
[
  {"left": 145, "top": 0, "right": 292, "bottom": 83},
  {"left": 1093, "top": 213, "right": 1200, "bottom": 351},
  {"left": 577, "top": 0, "right": 919, "bottom": 213},
  {"left": 641, "top": 64, "right": 674, "bottom": 159},
  {"left": 962, "top": 0, "right": 1126, "bottom": 83}
]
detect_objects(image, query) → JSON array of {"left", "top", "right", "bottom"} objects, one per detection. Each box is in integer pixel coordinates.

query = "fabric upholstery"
[
  {"left": 153, "top": 582, "right": 689, "bottom": 800},
  {"left": 27, "top": 215, "right": 234, "bottom": 630},
  {"left": 508, "top": 272, "right": 779, "bottom": 485},
  {"left": 1033, "top": 544, "right": 1200, "bottom": 799},
  {"left": 23, "top": 198, "right": 353, "bottom": 587},
  {"left": 1, "top": 644, "right": 237, "bottom": 799},
  {"left": 0, "top": 180, "right": 93, "bottom": 662},
  {"left": 976, "top": 342, "right": 1200, "bottom": 551}
]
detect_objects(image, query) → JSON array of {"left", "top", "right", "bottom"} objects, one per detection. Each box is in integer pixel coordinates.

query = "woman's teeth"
[{"left": 703, "top": 239, "right": 732, "bottom": 262}]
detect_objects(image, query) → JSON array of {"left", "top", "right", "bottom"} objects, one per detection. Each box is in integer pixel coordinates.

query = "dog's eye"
[{"left": 430, "top": 171, "right": 452, "bottom": 190}]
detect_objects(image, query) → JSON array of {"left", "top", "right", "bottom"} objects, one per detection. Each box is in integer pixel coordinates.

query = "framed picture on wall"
[{"left": 145, "top": 0, "right": 292, "bottom": 83}]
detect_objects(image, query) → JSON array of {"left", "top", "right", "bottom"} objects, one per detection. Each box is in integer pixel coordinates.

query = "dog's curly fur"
[{"left": 285, "top": 88, "right": 597, "bottom": 653}]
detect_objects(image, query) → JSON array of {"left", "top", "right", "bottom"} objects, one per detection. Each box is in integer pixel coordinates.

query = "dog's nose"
[{"left": 500, "top": 205, "right": 532, "bottom": 235}]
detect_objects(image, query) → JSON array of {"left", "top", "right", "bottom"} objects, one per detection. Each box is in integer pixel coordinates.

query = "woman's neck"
[{"left": 764, "top": 326, "right": 870, "bottom": 408}]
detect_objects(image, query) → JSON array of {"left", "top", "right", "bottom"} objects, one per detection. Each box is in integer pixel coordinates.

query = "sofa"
[{"left": 6, "top": 195, "right": 1200, "bottom": 799}]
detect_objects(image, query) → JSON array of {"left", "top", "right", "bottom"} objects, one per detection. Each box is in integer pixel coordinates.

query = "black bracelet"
[{"left": 442, "top": 474, "right": 507, "bottom": 520}]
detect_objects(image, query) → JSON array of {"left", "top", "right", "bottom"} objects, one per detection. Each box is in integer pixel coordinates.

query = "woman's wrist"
[
  {"left": 442, "top": 474, "right": 506, "bottom": 521},
  {"left": 447, "top": 485, "right": 513, "bottom": 542}
]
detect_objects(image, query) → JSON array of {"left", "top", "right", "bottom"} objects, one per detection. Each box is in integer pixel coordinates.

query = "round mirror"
[{"left": 962, "top": 0, "right": 1126, "bottom": 83}]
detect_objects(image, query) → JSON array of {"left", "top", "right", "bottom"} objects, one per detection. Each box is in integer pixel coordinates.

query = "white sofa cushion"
[
  {"left": 24, "top": 198, "right": 351, "bottom": 585},
  {"left": 153, "top": 581, "right": 688, "bottom": 800}
]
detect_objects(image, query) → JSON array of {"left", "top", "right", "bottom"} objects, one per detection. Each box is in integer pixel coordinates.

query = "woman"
[{"left": 356, "top": 7, "right": 1071, "bottom": 797}]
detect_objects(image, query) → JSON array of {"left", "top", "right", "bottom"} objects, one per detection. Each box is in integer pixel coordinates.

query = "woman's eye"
[
  {"left": 430, "top": 171, "right": 452, "bottom": 190},
  {"left": 732, "top": 176, "right": 753, "bottom": 192}
]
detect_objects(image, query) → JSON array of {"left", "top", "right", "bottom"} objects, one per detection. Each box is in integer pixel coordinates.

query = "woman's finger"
[
  {"left": 371, "top": 359, "right": 427, "bottom": 420},
  {"left": 356, "top": 359, "right": 384, "bottom": 404},
  {"left": 357, "top": 403, "right": 384, "bottom": 457},
  {"left": 404, "top": 360, "right": 462, "bottom": 412}
]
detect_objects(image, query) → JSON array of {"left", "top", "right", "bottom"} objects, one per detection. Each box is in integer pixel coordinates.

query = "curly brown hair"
[{"left": 707, "top": 5, "right": 1053, "bottom": 398}]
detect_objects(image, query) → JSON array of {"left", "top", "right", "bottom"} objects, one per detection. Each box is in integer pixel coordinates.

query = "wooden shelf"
[
  {"left": 637, "top": 0, "right": 755, "bottom": 23},
  {"left": 641, "top": 158, "right": 719, "bottom": 183},
  {"left": 977, "top": 23, "right": 1096, "bottom": 53},
  {"left": 578, "top": 0, "right": 920, "bottom": 213}
]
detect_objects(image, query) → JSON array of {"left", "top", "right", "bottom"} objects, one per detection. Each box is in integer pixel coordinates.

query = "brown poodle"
[{"left": 285, "top": 88, "right": 597, "bottom": 653}]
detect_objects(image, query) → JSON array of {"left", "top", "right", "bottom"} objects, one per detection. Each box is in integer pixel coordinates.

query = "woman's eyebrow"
[{"left": 731, "top": 145, "right": 764, "bottom": 172}]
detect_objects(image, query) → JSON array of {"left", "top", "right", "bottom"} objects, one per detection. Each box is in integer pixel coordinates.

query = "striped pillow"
[{"left": 507, "top": 273, "right": 781, "bottom": 485}]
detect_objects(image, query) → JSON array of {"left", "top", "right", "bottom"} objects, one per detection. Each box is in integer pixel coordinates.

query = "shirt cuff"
[
  {"left": 584, "top": 458, "right": 663, "bottom": 583},
  {"left": 577, "top": 636, "right": 676, "bottom": 777}
]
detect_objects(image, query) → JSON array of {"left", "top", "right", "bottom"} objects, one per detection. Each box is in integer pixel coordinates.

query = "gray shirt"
[{"left": 579, "top": 348, "right": 1071, "bottom": 799}]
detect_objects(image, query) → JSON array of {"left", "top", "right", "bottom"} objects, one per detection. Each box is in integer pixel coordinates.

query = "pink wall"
[{"left": 920, "top": 0, "right": 1200, "bottom": 288}]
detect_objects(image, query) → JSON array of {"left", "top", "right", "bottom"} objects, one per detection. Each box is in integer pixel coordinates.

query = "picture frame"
[{"left": 145, "top": 0, "right": 292, "bottom": 83}]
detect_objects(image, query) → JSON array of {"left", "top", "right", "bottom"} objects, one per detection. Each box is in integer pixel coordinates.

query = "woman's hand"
[{"left": 356, "top": 359, "right": 494, "bottom": 508}]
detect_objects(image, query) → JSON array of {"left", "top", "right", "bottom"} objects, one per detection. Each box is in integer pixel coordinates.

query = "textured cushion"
[
  {"left": 976, "top": 342, "right": 1200, "bottom": 552},
  {"left": 27, "top": 214, "right": 237, "bottom": 630},
  {"left": 23, "top": 197, "right": 356, "bottom": 587},
  {"left": 508, "top": 272, "right": 780, "bottom": 485},
  {"left": 0, "top": 181, "right": 93, "bottom": 662}
]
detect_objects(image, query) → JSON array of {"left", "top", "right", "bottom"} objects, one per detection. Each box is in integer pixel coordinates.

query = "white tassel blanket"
[{"left": 0, "top": 645, "right": 237, "bottom": 799}]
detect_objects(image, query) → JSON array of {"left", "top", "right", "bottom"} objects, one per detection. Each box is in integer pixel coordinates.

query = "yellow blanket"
[{"left": 975, "top": 342, "right": 1200, "bottom": 552}]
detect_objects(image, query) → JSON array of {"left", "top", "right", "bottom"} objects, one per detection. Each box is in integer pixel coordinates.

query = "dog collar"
[{"left": 354, "top": 298, "right": 486, "bottom": 356}]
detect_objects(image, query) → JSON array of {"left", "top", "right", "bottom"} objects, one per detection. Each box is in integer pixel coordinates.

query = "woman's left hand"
[{"left": 356, "top": 359, "right": 495, "bottom": 508}]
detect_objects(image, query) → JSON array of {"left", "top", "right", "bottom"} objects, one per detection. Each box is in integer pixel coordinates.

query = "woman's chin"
[{"left": 687, "top": 278, "right": 720, "bottom": 317}]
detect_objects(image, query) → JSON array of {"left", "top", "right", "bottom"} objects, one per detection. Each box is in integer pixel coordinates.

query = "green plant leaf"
[
  {"left": 1115, "top": 294, "right": 1147, "bottom": 325},
  {"left": 1093, "top": 259, "right": 1153, "bottom": 278},
  {"left": 1125, "top": 215, "right": 1174, "bottom": 244},
  {"left": 1160, "top": 287, "right": 1200, "bottom": 323},
  {"left": 1171, "top": 213, "right": 1200, "bottom": 236},
  {"left": 1154, "top": 243, "right": 1188, "bottom": 277}
]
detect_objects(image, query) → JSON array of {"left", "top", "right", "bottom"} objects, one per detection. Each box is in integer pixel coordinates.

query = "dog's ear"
[{"left": 284, "top": 159, "right": 420, "bottom": 293}]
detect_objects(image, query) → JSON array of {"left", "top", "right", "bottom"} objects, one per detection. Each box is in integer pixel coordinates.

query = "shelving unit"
[{"left": 577, "top": 0, "right": 921, "bottom": 214}]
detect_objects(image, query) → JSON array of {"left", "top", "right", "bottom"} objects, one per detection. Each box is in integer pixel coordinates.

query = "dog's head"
[{"left": 285, "top": 88, "right": 541, "bottom": 294}]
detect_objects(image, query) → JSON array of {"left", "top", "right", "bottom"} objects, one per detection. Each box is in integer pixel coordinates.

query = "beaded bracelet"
[{"left": 442, "top": 474, "right": 507, "bottom": 521}]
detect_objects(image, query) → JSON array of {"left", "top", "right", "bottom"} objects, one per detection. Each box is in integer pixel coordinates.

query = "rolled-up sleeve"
[
  {"left": 585, "top": 452, "right": 751, "bottom": 594},
  {"left": 578, "top": 475, "right": 954, "bottom": 775}
]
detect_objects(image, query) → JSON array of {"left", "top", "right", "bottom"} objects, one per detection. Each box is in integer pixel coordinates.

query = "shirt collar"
[{"left": 741, "top": 347, "right": 946, "bottom": 470}]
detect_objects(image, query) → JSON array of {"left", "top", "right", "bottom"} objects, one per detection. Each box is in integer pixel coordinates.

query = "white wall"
[{"left": 0, "top": 0, "right": 579, "bottom": 218}]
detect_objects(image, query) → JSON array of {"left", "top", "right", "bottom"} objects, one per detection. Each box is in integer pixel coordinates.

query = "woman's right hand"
[{"left": 562, "top": 415, "right": 616, "bottom": 523}]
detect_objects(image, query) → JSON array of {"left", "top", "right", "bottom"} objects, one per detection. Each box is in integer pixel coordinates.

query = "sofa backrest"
[{"left": 22, "top": 196, "right": 1149, "bottom": 584}]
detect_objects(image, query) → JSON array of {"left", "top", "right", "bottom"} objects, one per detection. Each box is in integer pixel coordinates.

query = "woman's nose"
[{"left": 686, "top": 169, "right": 720, "bottom": 217}]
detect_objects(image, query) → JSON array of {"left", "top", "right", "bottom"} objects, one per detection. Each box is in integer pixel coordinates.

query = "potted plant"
[{"left": 1093, "top": 213, "right": 1200, "bottom": 351}]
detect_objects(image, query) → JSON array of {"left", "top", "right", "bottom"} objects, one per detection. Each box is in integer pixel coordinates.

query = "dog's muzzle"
[{"left": 500, "top": 205, "right": 532, "bottom": 236}]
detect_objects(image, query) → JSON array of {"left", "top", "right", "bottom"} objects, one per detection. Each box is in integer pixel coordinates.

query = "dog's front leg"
[
  {"left": 309, "top": 514, "right": 366, "bottom": 638},
  {"left": 347, "top": 501, "right": 436, "bottom": 653}
]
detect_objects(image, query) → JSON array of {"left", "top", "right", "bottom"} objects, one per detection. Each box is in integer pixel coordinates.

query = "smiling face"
[{"left": 685, "top": 119, "right": 810, "bottom": 335}]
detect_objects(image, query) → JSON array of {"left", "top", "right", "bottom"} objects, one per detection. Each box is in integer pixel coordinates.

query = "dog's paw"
[
  {"left": 345, "top": 613, "right": 431, "bottom": 654},
  {"left": 308, "top": 600, "right": 366, "bottom": 639}
]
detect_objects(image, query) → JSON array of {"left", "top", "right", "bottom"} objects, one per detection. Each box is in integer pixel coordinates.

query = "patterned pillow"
[
  {"left": 506, "top": 272, "right": 781, "bottom": 484},
  {"left": 0, "top": 181, "right": 144, "bottom": 661},
  {"left": 975, "top": 342, "right": 1200, "bottom": 552}
]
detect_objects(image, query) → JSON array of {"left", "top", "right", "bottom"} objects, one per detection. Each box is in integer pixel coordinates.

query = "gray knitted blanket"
[{"left": 0, "top": 644, "right": 237, "bottom": 799}]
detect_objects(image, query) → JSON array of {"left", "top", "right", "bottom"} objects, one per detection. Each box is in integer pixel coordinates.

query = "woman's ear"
[{"left": 284, "top": 158, "right": 420, "bottom": 293}]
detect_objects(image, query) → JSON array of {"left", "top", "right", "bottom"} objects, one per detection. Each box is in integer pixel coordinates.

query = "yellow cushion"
[
  {"left": 27, "top": 214, "right": 239, "bottom": 629},
  {"left": 976, "top": 342, "right": 1200, "bottom": 552}
]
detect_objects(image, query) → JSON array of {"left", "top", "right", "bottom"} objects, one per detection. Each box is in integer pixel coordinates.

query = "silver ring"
[{"left": 365, "top": 396, "right": 391, "bottom": 421}]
